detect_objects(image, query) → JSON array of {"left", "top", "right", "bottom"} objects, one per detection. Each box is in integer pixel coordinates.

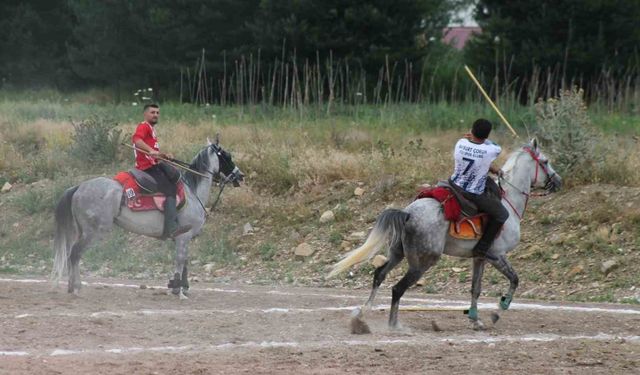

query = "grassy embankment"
[{"left": 0, "top": 92, "right": 638, "bottom": 304}]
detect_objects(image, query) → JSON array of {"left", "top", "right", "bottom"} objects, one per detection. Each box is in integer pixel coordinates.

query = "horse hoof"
[
  {"left": 464, "top": 307, "right": 478, "bottom": 321},
  {"left": 179, "top": 291, "right": 189, "bottom": 300},
  {"left": 389, "top": 322, "right": 409, "bottom": 333},
  {"left": 472, "top": 320, "right": 486, "bottom": 331},
  {"left": 171, "top": 287, "right": 181, "bottom": 296},
  {"left": 351, "top": 319, "right": 371, "bottom": 335},
  {"left": 500, "top": 295, "right": 513, "bottom": 310},
  {"left": 490, "top": 312, "right": 500, "bottom": 324}
]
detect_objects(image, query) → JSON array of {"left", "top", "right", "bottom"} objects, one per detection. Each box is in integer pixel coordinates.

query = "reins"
[
  {"left": 498, "top": 147, "right": 556, "bottom": 220},
  {"left": 185, "top": 145, "right": 239, "bottom": 218}
]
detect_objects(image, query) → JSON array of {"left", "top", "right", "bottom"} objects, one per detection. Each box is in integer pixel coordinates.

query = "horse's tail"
[
  {"left": 51, "top": 185, "right": 79, "bottom": 284},
  {"left": 328, "top": 209, "right": 409, "bottom": 278}
]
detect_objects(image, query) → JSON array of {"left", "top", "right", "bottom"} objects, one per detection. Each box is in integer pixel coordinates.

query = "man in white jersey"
[{"left": 450, "top": 119, "right": 508, "bottom": 260}]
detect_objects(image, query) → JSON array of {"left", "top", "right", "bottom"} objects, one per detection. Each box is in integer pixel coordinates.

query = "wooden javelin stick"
[
  {"left": 121, "top": 143, "right": 209, "bottom": 178},
  {"left": 464, "top": 65, "right": 519, "bottom": 138}
]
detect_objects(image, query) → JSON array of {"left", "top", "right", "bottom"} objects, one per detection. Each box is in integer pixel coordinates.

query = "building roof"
[{"left": 443, "top": 27, "right": 481, "bottom": 50}]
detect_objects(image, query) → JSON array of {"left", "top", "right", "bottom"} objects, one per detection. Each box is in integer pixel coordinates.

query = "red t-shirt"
[{"left": 132, "top": 121, "right": 159, "bottom": 170}]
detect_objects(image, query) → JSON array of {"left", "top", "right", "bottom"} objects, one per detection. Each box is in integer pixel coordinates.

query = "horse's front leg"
[
  {"left": 169, "top": 236, "right": 191, "bottom": 299},
  {"left": 488, "top": 255, "right": 519, "bottom": 311},
  {"left": 467, "top": 257, "right": 486, "bottom": 330}
]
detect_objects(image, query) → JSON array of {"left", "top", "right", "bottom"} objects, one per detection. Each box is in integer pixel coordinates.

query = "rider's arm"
[
  {"left": 133, "top": 139, "right": 160, "bottom": 156},
  {"left": 489, "top": 165, "right": 503, "bottom": 177}
]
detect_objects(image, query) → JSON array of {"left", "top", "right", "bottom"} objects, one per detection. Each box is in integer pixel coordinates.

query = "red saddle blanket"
[
  {"left": 415, "top": 186, "right": 461, "bottom": 221},
  {"left": 415, "top": 186, "right": 487, "bottom": 240},
  {"left": 114, "top": 172, "right": 186, "bottom": 212}
]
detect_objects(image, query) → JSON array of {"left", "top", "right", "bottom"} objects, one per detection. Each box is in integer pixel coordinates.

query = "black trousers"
[
  {"left": 460, "top": 178, "right": 509, "bottom": 224},
  {"left": 144, "top": 163, "right": 179, "bottom": 196}
]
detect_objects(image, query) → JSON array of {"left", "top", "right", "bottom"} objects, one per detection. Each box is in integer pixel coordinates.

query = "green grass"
[
  {"left": 0, "top": 265, "right": 20, "bottom": 273},
  {"left": 194, "top": 230, "right": 237, "bottom": 265},
  {"left": 259, "top": 242, "right": 277, "bottom": 261},
  {"left": 13, "top": 189, "right": 49, "bottom": 215},
  {"left": 328, "top": 231, "right": 343, "bottom": 246},
  {"left": 1, "top": 90, "right": 639, "bottom": 304},
  {"left": 82, "top": 228, "right": 132, "bottom": 272}
]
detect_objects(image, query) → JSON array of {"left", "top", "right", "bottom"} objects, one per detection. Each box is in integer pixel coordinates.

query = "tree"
[
  {"left": 66, "top": 0, "right": 259, "bottom": 95},
  {"left": 0, "top": 0, "right": 73, "bottom": 88},
  {"left": 248, "top": 0, "right": 452, "bottom": 71},
  {"left": 465, "top": 0, "right": 640, "bottom": 98}
]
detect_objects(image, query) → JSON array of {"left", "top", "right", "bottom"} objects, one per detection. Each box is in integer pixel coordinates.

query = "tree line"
[{"left": 1, "top": 0, "right": 638, "bottom": 104}]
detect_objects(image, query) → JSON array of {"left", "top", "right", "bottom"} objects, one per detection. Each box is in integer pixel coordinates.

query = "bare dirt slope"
[{"left": 1, "top": 278, "right": 639, "bottom": 374}]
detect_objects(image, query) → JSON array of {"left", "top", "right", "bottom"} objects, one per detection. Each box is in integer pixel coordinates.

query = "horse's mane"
[
  {"left": 183, "top": 147, "right": 212, "bottom": 189},
  {"left": 501, "top": 145, "right": 531, "bottom": 175}
]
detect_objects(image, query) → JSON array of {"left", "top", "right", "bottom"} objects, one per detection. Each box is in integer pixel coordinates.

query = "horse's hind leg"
[
  {"left": 169, "top": 236, "right": 191, "bottom": 299},
  {"left": 488, "top": 255, "right": 519, "bottom": 310},
  {"left": 468, "top": 258, "right": 486, "bottom": 329},
  {"left": 388, "top": 254, "right": 439, "bottom": 329},
  {"left": 67, "top": 238, "right": 90, "bottom": 294},
  {"left": 365, "top": 243, "right": 404, "bottom": 309}
]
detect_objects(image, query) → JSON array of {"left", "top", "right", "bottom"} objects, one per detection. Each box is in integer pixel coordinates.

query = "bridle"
[
  {"left": 176, "top": 144, "right": 241, "bottom": 215},
  {"left": 499, "top": 146, "right": 557, "bottom": 220},
  {"left": 522, "top": 146, "right": 557, "bottom": 192}
]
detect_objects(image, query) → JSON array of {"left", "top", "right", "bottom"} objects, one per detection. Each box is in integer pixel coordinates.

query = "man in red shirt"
[{"left": 132, "top": 103, "right": 190, "bottom": 238}]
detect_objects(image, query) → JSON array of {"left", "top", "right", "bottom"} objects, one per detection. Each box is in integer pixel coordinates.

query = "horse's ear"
[
  {"left": 530, "top": 137, "right": 538, "bottom": 151},
  {"left": 215, "top": 133, "right": 220, "bottom": 145},
  {"left": 207, "top": 137, "right": 212, "bottom": 146}
]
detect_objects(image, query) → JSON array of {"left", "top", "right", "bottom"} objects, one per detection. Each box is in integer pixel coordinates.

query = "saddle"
[
  {"left": 114, "top": 169, "right": 186, "bottom": 212},
  {"left": 415, "top": 179, "right": 500, "bottom": 240}
]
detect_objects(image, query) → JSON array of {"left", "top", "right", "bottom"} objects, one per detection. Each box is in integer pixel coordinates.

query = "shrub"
[
  {"left": 69, "top": 116, "right": 123, "bottom": 164},
  {"left": 244, "top": 151, "right": 298, "bottom": 195},
  {"left": 13, "top": 189, "right": 48, "bottom": 215},
  {"left": 535, "top": 87, "right": 603, "bottom": 184},
  {"left": 259, "top": 242, "right": 277, "bottom": 261}
]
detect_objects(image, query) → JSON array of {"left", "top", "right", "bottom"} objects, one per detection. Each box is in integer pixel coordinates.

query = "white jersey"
[{"left": 450, "top": 138, "right": 501, "bottom": 194}]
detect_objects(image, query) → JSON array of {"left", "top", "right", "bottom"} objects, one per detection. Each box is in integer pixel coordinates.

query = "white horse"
[
  {"left": 329, "top": 138, "right": 562, "bottom": 330},
  {"left": 52, "top": 138, "right": 244, "bottom": 298}
]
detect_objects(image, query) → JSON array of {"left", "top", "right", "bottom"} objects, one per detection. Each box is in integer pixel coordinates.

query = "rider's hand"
[
  {"left": 462, "top": 133, "right": 472, "bottom": 140},
  {"left": 164, "top": 152, "right": 174, "bottom": 160},
  {"left": 148, "top": 150, "right": 162, "bottom": 158}
]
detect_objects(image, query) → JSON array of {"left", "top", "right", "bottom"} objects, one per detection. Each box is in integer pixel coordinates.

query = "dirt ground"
[{"left": 1, "top": 277, "right": 639, "bottom": 375}]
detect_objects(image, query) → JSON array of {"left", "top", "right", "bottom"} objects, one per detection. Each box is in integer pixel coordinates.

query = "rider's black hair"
[{"left": 471, "top": 119, "right": 492, "bottom": 139}]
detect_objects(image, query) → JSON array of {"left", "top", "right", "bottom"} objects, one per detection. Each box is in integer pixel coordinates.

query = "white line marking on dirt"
[
  {"left": 11, "top": 300, "right": 639, "bottom": 321},
  {"left": 12, "top": 306, "right": 369, "bottom": 320},
  {"left": 2, "top": 278, "right": 639, "bottom": 316},
  {"left": 2, "top": 334, "right": 638, "bottom": 358},
  {"left": 0, "top": 351, "right": 29, "bottom": 356}
]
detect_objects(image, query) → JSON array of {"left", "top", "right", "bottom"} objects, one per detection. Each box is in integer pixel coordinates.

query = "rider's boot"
[
  {"left": 472, "top": 219, "right": 502, "bottom": 261},
  {"left": 163, "top": 196, "right": 191, "bottom": 238}
]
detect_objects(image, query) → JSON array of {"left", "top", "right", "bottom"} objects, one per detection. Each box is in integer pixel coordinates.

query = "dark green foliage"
[
  {"left": 2, "top": 0, "right": 638, "bottom": 105},
  {"left": 0, "top": 0, "right": 74, "bottom": 88},
  {"left": 0, "top": 0, "right": 457, "bottom": 95},
  {"left": 249, "top": 0, "right": 451, "bottom": 71},
  {"left": 465, "top": 0, "right": 640, "bottom": 99},
  {"left": 69, "top": 117, "right": 123, "bottom": 164}
]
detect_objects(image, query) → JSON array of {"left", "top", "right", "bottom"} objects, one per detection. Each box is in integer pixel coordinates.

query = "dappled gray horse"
[
  {"left": 52, "top": 138, "right": 243, "bottom": 298},
  {"left": 329, "top": 138, "right": 562, "bottom": 330}
]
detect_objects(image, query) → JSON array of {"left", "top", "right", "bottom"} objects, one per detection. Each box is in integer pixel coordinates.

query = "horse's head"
[
  {"left": 207, "top": 136, "right": 244, "bottom": 187},
  {"left": 522, "top": 138, "right": 562, "bottom": 192}
]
